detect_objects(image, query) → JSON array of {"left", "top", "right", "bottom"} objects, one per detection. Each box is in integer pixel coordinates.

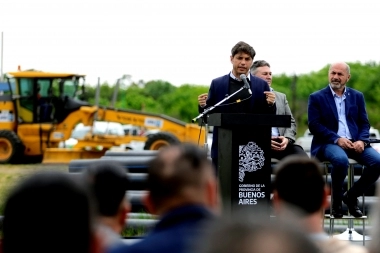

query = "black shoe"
[
  {"left": 343, "top": 192, "right": 363, "bottom": 218},
  {"left": 332, "top": 204, "right": 344, "bottom": 218}
]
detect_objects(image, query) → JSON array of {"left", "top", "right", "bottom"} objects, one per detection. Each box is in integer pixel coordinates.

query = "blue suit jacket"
[
  {"left": 308, "top": 86, "right": 370, "bottom": 157},
  {"left": 109, "top": 205, "right": 213, "bottom": 253},
  {"left": 200, "top": 73, "right": 275, "bottom": 159}
]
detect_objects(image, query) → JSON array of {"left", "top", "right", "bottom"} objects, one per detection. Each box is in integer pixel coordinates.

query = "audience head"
[
  {"left": 145, "top": 143, "right": 219, "bottom": 215},
  {"left": 198, "top": 212, "right": 320, "bottom": 253},
  {"left": 84, "top": 160, "right": 130, "bottom": 233},
  {"left": 250, "top": 60, "right": 272, "bottom": 86},
  {"left": 273, "top": 155, "right": 327, "bottom": 217},
  {"left": 2, "top": 171, "right": 98, "bottom": 253}
]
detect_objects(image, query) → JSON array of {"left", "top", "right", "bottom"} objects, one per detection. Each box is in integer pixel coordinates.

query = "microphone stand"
[
  {"left": 203, "top": 118, "right": 209, "bottom": 152},
  {"left": 192, "top": 86, "right": 248, "bottom": 151}
]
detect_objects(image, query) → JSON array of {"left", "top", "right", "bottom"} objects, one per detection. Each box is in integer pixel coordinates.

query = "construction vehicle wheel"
[
  {"left": 0, "top": 130, "right": 24, "bottom": 164},
  {"left": 143, "top": 132, "right": 180, "bottom": 150}
]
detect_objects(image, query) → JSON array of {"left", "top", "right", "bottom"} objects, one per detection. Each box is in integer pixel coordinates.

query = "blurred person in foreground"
[
  {"left": 368, "top": 181, "right": 380, "bottom": 253},
  {"left": 198, "top": 211, "right": 321, "bottom": 253},
  {"left": 110, "top": 143, "right": 220, "bottom": 253},
  {"left": 1, "top": 171, "right": 102, "bottom": 253},
  {"left": 272, "top": 155, "right": 367, "bottom": 253},
  {"left": 84, "top": 161, "right": 131, "bottom": 251}
]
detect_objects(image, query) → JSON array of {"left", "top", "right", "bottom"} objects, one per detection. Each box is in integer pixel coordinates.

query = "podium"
[{"left": 208, "top": 113, "right": 290, "bottom": 216}]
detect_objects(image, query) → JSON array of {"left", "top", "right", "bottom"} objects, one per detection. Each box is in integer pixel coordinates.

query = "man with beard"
[{"left": 308, "top": 62, "right": 380, "bottom": 218}]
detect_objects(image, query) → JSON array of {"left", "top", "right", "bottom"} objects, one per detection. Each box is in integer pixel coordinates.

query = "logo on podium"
[{"left": 238, "top": 141, "right": 265, "bottom": 182}]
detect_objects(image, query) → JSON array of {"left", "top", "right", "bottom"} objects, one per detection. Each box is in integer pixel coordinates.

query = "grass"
[
  {"left": 0, "top": 164, "right": 68, "bottom": 215},
  {"left": 0, "top": 163, "right": 150, "bottom": 237},
  {"left": 122, "top": 226, "right": 149, "bottom": 237}
]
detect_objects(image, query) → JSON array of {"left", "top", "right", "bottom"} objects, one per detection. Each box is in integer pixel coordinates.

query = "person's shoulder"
[
  {"left": 250, "top": 75, "right": 267, "bottom": 85},
  {"left": 212, "top": 74, "right": 229, "bottom": 83},
  {"left": 120, "top": 233, "right": 182, "bottom": 253},
  {"left": 310, "top": 85, "right": 329, "bottom": 97},
  {"left": 108, "top": 243, "right": 130, "bottom": 253},
  {"left": 112, "top": 238, "right": 157, "bottom": 253},
  {"left": 347, "top": 87, "right": 364, "bottom": 96},
  {"left": 250, "top": 75, "right": 270, "bottom": 91}
]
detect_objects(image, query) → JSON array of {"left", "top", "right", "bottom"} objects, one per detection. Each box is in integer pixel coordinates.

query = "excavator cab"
[
  {"left": 0, "top": 70, "right": 89, "bottom": 163},
  {"left": 6, "top": 71, "right": 87, "bottom": 124}
]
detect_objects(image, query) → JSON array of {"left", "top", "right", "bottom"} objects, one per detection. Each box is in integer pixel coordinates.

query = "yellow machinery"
[{"left": 0, "top": 70, "right": 205, "bottom": 164}]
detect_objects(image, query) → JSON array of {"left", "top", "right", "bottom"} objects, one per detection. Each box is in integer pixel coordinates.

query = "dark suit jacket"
[
  {"left": 308, "top": 86, "right": 370, "bottom": 157},
  {"left": 109, "top": 205, "right": 213, "bottom": 253},
  {"left": 200, "top": 73, "right": 275, "bottom": 159}
]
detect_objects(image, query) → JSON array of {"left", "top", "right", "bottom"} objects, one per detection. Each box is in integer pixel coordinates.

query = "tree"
[{"left": 144, "top": 80, "right": 175, "bottom": 100}]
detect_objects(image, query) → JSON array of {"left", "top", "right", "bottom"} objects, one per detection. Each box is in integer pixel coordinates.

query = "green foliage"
[
  {"left": 83, "top": 62, "right": 380, "bottom": 133},
  {"left": 121, "top": 84, "right": 162, "bottom": 112},
  {"left": 159, "top": 84, "right": 208, "bottom": 121},
  {"left": 121, "top": 226, "right": 149, "bottom": 237},
  {"left": 144, "top": 80, "right": 175, "bottom": 100}
]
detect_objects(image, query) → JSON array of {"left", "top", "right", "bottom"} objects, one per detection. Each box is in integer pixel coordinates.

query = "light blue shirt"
[{"left": 329, "top": 85, "right": 352, "bottom": 142}]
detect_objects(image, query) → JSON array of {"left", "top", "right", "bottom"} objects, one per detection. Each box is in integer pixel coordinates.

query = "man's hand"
[
  {"left": 353, "top": 140, "right": 365, "bottom": 153},
  {"left": 337, "top": 137, "right": 354, "bottom": 150},
  {"left": 271, "top": 136, "right": 288, "bottom": 151},
  {"left": 198, "top": 93, "right": 208, "bottom": 107},
  {"left": 264, "top": 91, "right": 275, "bottom": 106}
]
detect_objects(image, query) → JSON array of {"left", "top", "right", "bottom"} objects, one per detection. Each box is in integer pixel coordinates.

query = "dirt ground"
[{"left": 0, "top": 163, "right": 69, "bottom": 214}]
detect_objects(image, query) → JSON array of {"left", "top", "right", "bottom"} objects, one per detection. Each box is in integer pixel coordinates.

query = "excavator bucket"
[{"left": 42, "top": 148, "right": 106, "bottom": 164}]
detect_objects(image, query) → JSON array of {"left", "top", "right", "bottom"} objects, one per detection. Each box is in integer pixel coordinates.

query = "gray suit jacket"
[{"left": 274, "top": 91, "right": 297, "bottom": 142}]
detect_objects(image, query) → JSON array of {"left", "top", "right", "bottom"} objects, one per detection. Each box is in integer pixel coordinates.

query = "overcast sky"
[{"left": 1, "top": 0, "right": 379, "bottom": 86}]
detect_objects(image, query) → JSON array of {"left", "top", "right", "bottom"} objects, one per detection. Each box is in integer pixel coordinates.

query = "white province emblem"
[{"left": 238, "top": 141, "right": 265, "bottom": 182}]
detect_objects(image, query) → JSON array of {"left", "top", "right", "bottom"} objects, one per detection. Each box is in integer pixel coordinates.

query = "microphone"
[{"left": 240, "top": 74, "right": 252, "bottom": 94}]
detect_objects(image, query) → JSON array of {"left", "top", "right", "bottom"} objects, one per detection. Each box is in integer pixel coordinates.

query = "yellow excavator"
[{"left": 0, "top": 70, "right": 205, "bottom": 164}]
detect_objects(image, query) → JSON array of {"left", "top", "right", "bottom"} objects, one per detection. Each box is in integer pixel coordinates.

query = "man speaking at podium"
[{"left": 198, "top": 41, "right": 276, "bottom": 171}]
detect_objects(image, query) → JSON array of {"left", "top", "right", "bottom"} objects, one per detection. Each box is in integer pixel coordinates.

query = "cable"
[{"left": 216, "top": 94, "right": 252, "bottom": 107}]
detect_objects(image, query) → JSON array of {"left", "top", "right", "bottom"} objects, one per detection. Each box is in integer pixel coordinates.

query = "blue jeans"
[{"left": 317, "top": 144, "right": 380, "bottom": 203}]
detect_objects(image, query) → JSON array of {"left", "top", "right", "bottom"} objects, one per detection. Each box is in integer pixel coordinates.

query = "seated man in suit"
[
  {"left": 250, "top": 60, "right": 307, "bottom": 160},
  {"left": 308, "top": 62, "right": 380, "bottom": 218},
  {"left": 197, "top": 41, "right": 276, "bottom": 170}
]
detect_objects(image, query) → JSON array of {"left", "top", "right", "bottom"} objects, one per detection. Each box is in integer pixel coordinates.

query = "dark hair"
[
  {"left": 231, "top": 41, "right": 256, "bottom": 59},
  {"left": 85, "top": 160, "right": 129, "bottom": 217},
  {"left": 147, "top": 143, "right": 212, "bottom": 206},
  {"left": 274, "top": 156, "right": 325, "bottom": 215},
  {"left": 2, "top": 171, "right": 94, "bottom": 253},
  {"left": 250, "top": 60, "right": 271, "bottom": 74}
]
